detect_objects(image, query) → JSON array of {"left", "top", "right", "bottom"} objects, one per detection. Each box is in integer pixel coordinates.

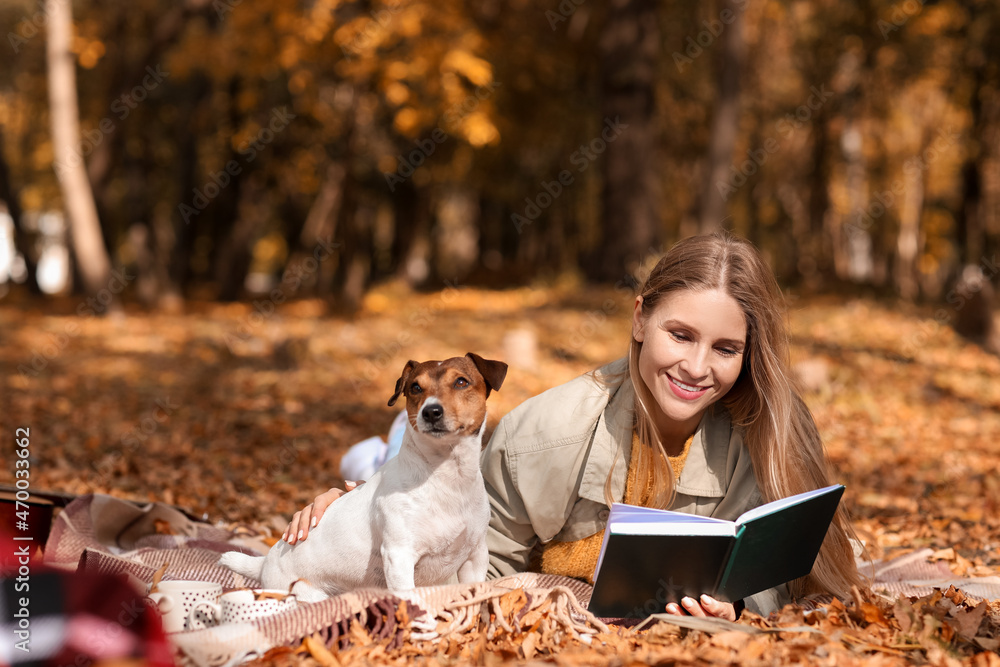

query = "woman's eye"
[
  {"left": 717, "top": 347, "right": 739, "bottom": 357},
  {"left": 670, "top": 332, "right": 690, "bottom": 342},
  {"left": 410, "top": 382, "right": 423, "bottom": 394},
  {"left": 454, "top": 377, "right": 469, "bottom": 389}
]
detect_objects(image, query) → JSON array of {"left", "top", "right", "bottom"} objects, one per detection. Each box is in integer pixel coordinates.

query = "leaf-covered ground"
[{"left": 2, "top": 282, "right": 1000, "bottom": 664}]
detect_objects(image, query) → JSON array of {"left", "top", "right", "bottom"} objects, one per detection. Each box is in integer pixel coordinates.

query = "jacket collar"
[
  {"left": 578, "top": 364, "right": 734, "bottom": 505},
  {"left": 674, "top": 404, "right": 733, "bottom": 498},
  {"left": 578, "top": 367, "right": 633, "bottom": 505}
]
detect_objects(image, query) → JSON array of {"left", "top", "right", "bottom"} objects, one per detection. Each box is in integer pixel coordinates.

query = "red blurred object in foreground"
[{"left": 0, "top": 529, "right": 173, "bottom": 667}]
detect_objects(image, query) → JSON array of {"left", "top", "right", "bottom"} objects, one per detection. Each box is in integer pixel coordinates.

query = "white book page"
[
  {"left": 610, "top": 521, "right": 737, "bottom": 536},
  {"left": 606, "top": 503, "right": 736, "bottom": 536},
  {"left": 736, "top": 484, "right": 842, "bottom": 526}
]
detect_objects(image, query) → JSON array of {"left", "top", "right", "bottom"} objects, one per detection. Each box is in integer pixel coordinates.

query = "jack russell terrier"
[{"left": 218, "top": 353, "right": 507, "bottom": 599}]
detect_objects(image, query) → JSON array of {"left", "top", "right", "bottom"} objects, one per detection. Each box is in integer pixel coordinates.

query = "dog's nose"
[{"left": 422, "top": 404, "right": 444, "bottom": 423}]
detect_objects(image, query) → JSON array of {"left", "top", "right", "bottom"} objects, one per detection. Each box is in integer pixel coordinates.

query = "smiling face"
[{"left": 632, "top": 288, "right": 747, "bottom": 443}]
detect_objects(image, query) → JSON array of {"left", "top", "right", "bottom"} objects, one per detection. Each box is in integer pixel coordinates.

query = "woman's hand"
[
  {"left": 665, "top": 595, "right": 737, "bottom": 621},
  {"left": 281, "top": 481, "right": 362, "bottom": 544}
]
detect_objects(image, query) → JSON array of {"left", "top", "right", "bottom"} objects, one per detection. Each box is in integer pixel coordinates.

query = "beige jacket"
[{"left": 480, "top": 358, "right": 790, "bottom": 616}]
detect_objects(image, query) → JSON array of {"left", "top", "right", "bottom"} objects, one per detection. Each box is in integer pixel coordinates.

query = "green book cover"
[{"left": 587, "top": 484, "right": 844, "bottom": 619}]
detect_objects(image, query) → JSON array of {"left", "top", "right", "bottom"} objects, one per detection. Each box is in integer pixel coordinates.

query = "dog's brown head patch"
[{"left": 387, "top": 354, "right": 508, "bottom": 435}]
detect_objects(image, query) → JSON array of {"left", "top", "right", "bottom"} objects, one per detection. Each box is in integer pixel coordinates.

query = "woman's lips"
[{"left": 667, "top": 375, "right": 710, "bottom": 400}]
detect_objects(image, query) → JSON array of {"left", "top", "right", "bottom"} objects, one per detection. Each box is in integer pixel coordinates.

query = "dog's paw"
[
  {"left": 393, "top": 589, "right": 425, "bottom": 609},
  {"left": 289, "top": 579, "right": 329, "bottom": 603}
]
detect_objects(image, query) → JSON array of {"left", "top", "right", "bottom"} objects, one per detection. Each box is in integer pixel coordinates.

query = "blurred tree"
[
  {"left": 46, "top": 0, "right": 114, "bottom": 305},
  {"left": 0, "top": 0, "right": 994, "bottom": 309},
  {"left": 698, "top": 0, "right": 745, "bottom": 235},
  {"left": 587, "top": 0, "right": 662, "bottom": 282},
  {"left": 955, "top": 1, "right": 999, "bottom": 266}
]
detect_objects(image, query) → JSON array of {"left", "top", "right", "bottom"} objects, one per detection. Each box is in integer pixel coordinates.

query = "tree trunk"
[
  {"left": 171, "top": 93, "right": 201, "bottom": 291},
  {"left": 956, "top": 48, "right": 989, "bottom": 267},
  {"left": 46, "top": 0, "right": 116, "bottom": 305},
  {"left": 288, "top": 161, "right": 344, "bottom": 297},
  {"left": 587, "top": 0, "right": 661, "bottom": 282},
  {"left": 299, "top": 162, "right": 345, "bottom": 251},
  {"left": 699, "top": 0, "right": 746, "bottom": 234},
  {"left": 339, "top": 193, "right": 374, "bottom": 312},
  {"left": 86, "top": 0, "right": 212, "bottom": 202},
  {"left": 391, "top": 178, "right": 431, "bottom": 287},
  {"left": 215, "top": 179, "right": 261, "bottom": 301},
  {"left": 895, "top": 157, "right": 924, "bottom": 300},
  {"left": 434, "top": 186, "right": 480, "bottom": 283},
  {"left": 0, "top": 128, "right": 40, "bottom": 293}
]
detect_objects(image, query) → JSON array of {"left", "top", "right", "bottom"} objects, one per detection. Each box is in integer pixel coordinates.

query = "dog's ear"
[
  {"left": 388, "top": 360, "right": 419, "bottom": 406},
  {"left": 466, "top": 353, "right": 508, "bottom": 398}
]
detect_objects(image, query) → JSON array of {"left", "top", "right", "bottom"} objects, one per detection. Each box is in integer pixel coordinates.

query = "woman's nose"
[{"left": 681, "top": 345, "right": 711, "bottom": 380}]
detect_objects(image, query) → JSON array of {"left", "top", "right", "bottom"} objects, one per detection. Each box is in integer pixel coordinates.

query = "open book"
[{"left": 587, "top": 484, "right": 845, "bottom": 618}]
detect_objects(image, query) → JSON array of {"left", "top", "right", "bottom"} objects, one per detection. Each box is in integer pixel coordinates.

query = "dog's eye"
[
  {"left": 454, "top": 377, "right": 469, "bottom": 389},
  {"left": 410, "top": 382, "right": 422, "bottom": 394}
]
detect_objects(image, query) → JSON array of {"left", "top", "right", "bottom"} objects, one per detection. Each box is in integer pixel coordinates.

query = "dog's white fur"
[{"left": 218, "top": 354, "right": 506, "bottom": 600}]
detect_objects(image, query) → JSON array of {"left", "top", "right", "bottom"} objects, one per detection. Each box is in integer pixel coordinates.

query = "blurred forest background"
[{"left": 0, "top": 0, "right": 998, "bottom": 333}]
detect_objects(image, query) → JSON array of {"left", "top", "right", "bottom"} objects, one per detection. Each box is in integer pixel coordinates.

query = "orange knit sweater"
[{"left": 537, "top": 432, "right": 694, "bottom": 584}]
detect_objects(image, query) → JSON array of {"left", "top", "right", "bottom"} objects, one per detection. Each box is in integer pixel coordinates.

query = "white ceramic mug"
[
  {"left": 189, "top": 588, "right": 298, "bottom": 628},
  {"left": 147, "top": 580, "right": 223, "bottom": 633}
]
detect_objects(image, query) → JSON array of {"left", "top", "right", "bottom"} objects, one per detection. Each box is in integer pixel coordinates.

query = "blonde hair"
[{"left": 609, "top": 230, "right": 864, "bottom": 599}]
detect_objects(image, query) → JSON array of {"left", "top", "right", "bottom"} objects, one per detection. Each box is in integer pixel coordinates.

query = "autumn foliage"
[{"left": 3, "top": 281, "right": 1000, "bottom": 664}]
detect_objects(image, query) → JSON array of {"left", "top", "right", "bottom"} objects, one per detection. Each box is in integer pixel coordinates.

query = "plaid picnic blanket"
[
  {"left": 45, "top": 495, "right": 603, "bottom": 666},
  {"left": 41, "top": 494, "right": 1000, "bottom": 666}
]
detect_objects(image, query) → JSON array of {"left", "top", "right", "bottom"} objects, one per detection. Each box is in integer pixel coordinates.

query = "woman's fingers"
[
  {"left": 297, "top": 504, "right": 315, "bottom": 541},
  {"left": 282, "top": 482, "right": 365, "bottom": 545},
  {"left": 681, "top": 596, "right": 705, "bottom": 616},
  {"left": 664, "top": 596, "right": 736, "bottom": 621},
  {"left": 284, "top": 505, "right": 313, "bottom": 544},
  {"left": 281, "top": 513, "right": 295, "bottom": 543},
  {"left": 698, "top": 595, "right": 737, "bottom": 621},
  {"left": 312, "top": 487, "right": 348, "bottom": 526},
  {"left": 282, "top": 510, "right": 298, "bottom": 543}
]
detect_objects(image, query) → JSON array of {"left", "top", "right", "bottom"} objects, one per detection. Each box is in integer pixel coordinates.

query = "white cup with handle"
[
  {"left": 189, "top": 588, "right": 298, "bottom": 628},
  {"left": 147, "top": 580, "right": 223, "bottom": 633}
]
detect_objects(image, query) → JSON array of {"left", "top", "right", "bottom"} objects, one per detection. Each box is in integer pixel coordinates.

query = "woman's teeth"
[{"left": 672, "top": 377, "right": 704, "bottom": 392}]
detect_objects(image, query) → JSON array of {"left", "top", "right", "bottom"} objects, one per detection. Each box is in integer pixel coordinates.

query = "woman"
[{"left": 284, "top": 231, "right": 864, "bottom": 619}]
